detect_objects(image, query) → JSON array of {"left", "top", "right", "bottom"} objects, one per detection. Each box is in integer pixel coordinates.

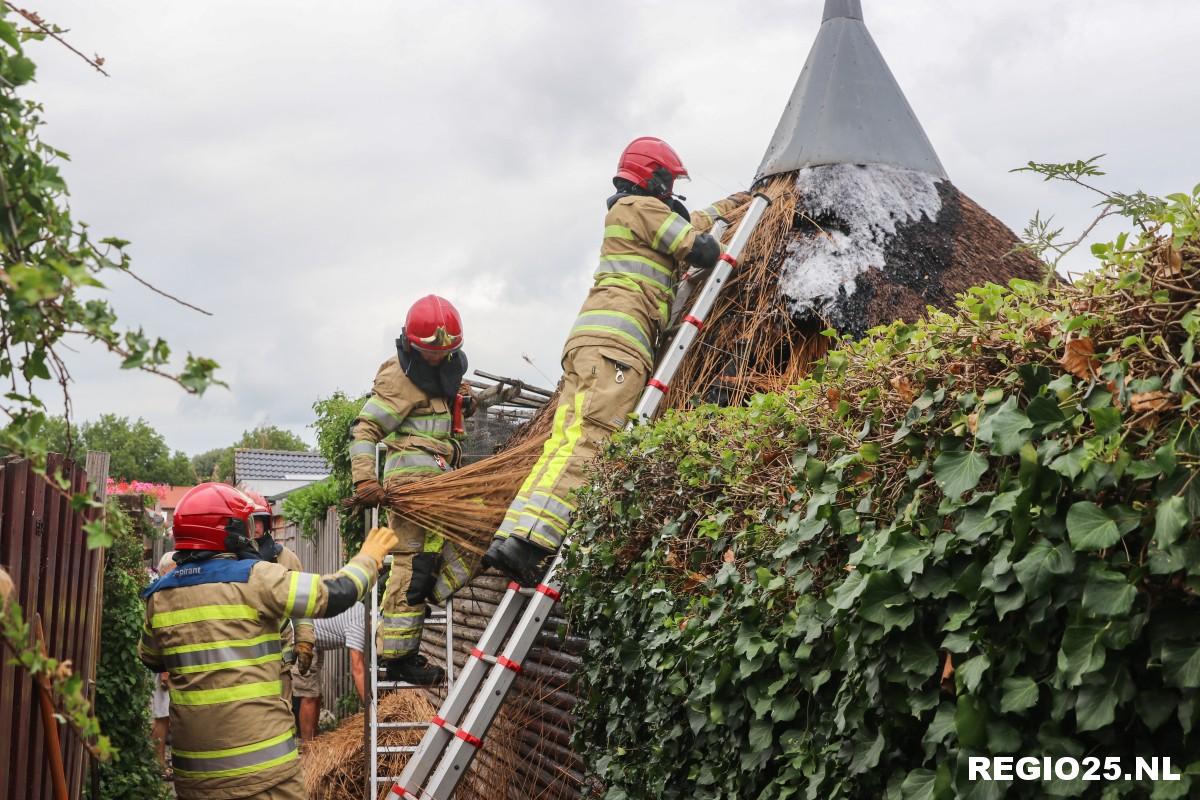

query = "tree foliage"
[
  {"left": 189, "top": 424, "right": 310, "bottom": 483},
  {"left": 0, "top": 8, "right": 220, "bottom": 464},
  {"left": 40, "top": 413, "right": 194, "bottom": 484},
  {"left": 282, "top": 392, "right": 364, "bottom": 550},
  {"left": 564, "top": 183, "right": 1200, "bottom": 798}
]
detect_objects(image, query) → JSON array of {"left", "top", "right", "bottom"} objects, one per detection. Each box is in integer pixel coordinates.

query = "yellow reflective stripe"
[
  {"left": 339, "top": 564, "right": 368, "bottom": 596},
  {"left": 286, "top": 573, "right": 299, "bottom": 618},
  {"left": 174, "top": 749, "right": 298, "bottom": 780},
  {"left": 303, "top": 574, "right": 320, "bottom": 617},
  {"left": 604, "top": 224, "right": 635, "bottom": 240},
  {"left": 423, "top": 532, "right": 445, "bottom": 553},
  {"left": 172, "top": 652, "right": 281, "bottom": 675},
  {"left": 538, "top": 391, "right": 586, "bottom": 488},
  {"left": 151, "top": 604, "right": 259, "bottom": 628},
  {"left": 162, "top": 632, "right": 278, "bottom": 656},
  {"left": 598, "top": 253, "right": 673, "bottom": 279},
  {"left": 651, "top": 213, "right": 677, "bottom": 251},
  {"left": 174, "top": 728, "right": 293, "bottom": 760},
  {"left": 668, "top": 221, "right": 693, "bottom": 254},
  {"left": 170, "top": 680, "right": 282, "bottom": 706}
]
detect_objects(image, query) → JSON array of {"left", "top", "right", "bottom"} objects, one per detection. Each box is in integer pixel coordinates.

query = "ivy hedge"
[
  {"left": 563, "top": 186, "right": 1200, "bottom": 799},
  {"left": 90, "top": 499, "right": 169, "bottom": 800}
]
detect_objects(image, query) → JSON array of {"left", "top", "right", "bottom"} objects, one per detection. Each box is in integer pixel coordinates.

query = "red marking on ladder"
[
  {"left": 683, "top": 315, "right": 703, "bottom": 330},
  {"left": 389, "top": 785, "right": 413, "bottom": 798},
  {"left": 497, "top": 655, "right": 522, "bottom": 673},
  {"left": 455, "top": 728, "right": 484, "bottom": 749},
  {"left": 647, "top": 378, "right": 669, "bottom": 394},
  {"left": 536, "top": 584, "right": 561, "bottom": 601},
  {"left": 719, "top": 252, "right": 738, "bottom": 267},
  {"left": 470, "top": 647, "right": 485, "bottom": 660},
  {"left": 507, "top": 581, "right": 521, "bottom": 591}
]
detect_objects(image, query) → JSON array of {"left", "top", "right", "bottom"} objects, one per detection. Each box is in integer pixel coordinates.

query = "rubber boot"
[
  {"left": 384, "top": 653, "right": 445, "bottom": 686},
  {"left": 481, "top": 536, "right": 550, "bottom": 587}
]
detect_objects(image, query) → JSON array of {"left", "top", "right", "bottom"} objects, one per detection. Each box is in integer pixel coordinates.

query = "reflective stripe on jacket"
[
  {"left": 138, "top": 554, "right": 377, "bottom": 799},
  {"left": 350, "top": 356, "right": 454, "bottom": 485},
  {"left": 564, "top": 193, "right": 742, "bottom": 369}
]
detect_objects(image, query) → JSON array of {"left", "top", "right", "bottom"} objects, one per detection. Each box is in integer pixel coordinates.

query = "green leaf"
[
  {"left": 1014, "top": 540, "right": 1076, "bottom": 597},
  {"left": 1081, "top": 566, "right": 1136, "bottom": 617},
  {"left": 955, "top": 694, "right": 988, "bottom": 748},
  {"left": 976, "top": 397, "right": 1033, "bottom": 455},
  {"left": 957, "top": 653, "right": 990, "bottom": 693},
  {"left": 1154, "top": 495, "right": 1190, "bottom": 547},
  {"left": 1000, "top": 676, "right": 1039, "bottom": 713},
  {"left": 1076, "top": 680, "right": 1119, "bottom": 731},
  {"left": 1026, "top": 395, "right": 1066, "bottom": 431},
  {"left": 1135, "top": 690, "right": 1177, "bottom": 731},
  {"left": 1057, "top": 623, "right": 1107, "bottom": 687},
  {"left": 932, "top": 450, "right": 989, "bottom": 498},
  {"left": 1050, "top": 446, "right": 1087, "bottom": 479},
  {"left": 859, "top": 572, "right": 913, "bottom": 632},
  {"left": 1162, "top": 642, "right": 1200, "bottom": 688},
  {"left": 0, "top": 18, "right": 20, "bottom": 49},
  {"left": 1066, "top": 502, "right": 1121, "bottom": 551},
  {"left": 1088, "top": 405, "right": 1122, "bottom": 436}
]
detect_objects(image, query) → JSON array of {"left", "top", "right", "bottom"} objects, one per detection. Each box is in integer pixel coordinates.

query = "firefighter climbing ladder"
[
  {"left": 365, "top": 443, "right": 457, "bottom": 800},
  {"left": 388, "top": 193, "right": 773, "bottom": 800}
]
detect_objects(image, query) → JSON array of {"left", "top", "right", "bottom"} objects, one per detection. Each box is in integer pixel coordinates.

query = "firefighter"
[
  {"left": 138, "top": 482, "right": 397, "bottom": 799},
  {"left": 244, "top": 490, "right": 316, "bottom": 700},
  {"left": 349, "top": 294, "right": 476, "bottom": 685},
  {"left": 483, "top": 136, "right": 750, "bottom": 585}
]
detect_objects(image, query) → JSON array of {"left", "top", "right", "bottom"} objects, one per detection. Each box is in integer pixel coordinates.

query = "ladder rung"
[
  {"left": 376, "top": 680, "right": 430, "bottom": 690},
  {"left": 377, "top": 745, "right": 419, "bottom": 754},
  {"left": 376, "top": 721, "right": 427, "bottom": 730}
]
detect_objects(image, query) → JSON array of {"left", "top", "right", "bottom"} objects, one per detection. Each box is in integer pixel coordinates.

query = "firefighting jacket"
[
  {"left": 138, "top": 553, "right": 376, "bottom": 798},
  {"left": 563, "top": 192, "right": 745, "bottom": 369},
  {"left": 274, "top": 544, "right": 314, "bottom": 658},
  {"left": 350, "top": 356, "right": 458, "bottom": 486}
]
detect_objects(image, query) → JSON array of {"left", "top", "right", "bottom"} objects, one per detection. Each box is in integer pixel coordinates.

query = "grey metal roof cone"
[{"left": 755, "top": 0, "right": 947, "bottom": 182}]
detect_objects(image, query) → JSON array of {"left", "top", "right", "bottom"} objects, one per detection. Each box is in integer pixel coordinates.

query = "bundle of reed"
[
  {"left": 378, "top": 432, "right": 552, "bottom": 554},
  {"left": 301, "top": 691, "right": 433, "bottom": 800}
]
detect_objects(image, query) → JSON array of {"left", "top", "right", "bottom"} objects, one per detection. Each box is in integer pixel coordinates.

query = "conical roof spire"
[{"left": 755, "top": 1, "right": 946, "bottom": 182}]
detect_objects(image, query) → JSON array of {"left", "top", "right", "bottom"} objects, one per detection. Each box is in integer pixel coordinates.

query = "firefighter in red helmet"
[
  {"left": 483, "top": 137, "right": 750, "bottom": 584},
  {"left": 139, "top": 482, "right": 397, "bottom": 799},
  {"left": 348, "top": 295, "right": 477, "bottom": 685}
]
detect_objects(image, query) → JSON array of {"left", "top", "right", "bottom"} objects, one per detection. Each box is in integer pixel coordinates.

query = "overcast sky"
[{"left": 26, "top": 0, "right": 1200, "bottom": 455}]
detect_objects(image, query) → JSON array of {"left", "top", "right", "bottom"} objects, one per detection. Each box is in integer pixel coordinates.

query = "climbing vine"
[{"left": 564, "top": 182, "right": 1200, "bottom": 798}]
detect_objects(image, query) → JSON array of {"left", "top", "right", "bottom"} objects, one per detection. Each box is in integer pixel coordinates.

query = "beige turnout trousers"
[{"left": 496, "top": 345, "right": 646, "bottom": 551}]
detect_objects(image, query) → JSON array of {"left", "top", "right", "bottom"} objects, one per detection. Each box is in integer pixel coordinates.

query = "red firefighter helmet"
[
  {"left": 172, "top": 483, "right": 256, "bottom": 551},
  {"left": 244, "top": 490, "right": 272, "bottom": 534},
  {"left": 404, "top": 295, "right": 464, "bottom": 353},
  {"left": 614, "top": 136, "right": 689, "bottom": 198}
]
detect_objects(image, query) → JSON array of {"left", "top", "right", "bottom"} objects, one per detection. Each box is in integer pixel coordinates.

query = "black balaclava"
[{"left": 395, "top": 339, "right": 469, "bottom": 404}]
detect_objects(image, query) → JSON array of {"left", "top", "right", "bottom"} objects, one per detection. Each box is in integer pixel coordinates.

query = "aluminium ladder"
[
  {"left": 388, "top": 193, "right": 773, "bottom": 800},
  {"left": 365, "top": 442, "right": 456, "bottom": 800}
]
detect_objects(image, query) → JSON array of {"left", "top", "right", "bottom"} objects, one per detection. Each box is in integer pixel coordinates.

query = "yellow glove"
[
  {"left": 357, "top": 526, "right": 400, "bottom": 567},
  {"left": 295, "top": 641, "right": 315, "bottom": 676}
]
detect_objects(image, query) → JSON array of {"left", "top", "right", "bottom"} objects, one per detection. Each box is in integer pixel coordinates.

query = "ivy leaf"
[
  {"left": 859, "top": 572, "right": 913, "bottom": 632},
  {"left": 900, "top": 769, "right": 939, "bottom": 800},
  {"left": 1066, "top": 502, "right": 1121, "bottom": 551},
  {"left": 957, "top": 653, "right": 990, "bottom": 693},
  {"left": 1057, "top": 623, "right": 1107, "bottom": 687},
  {"left": 1081, "top": 566, "right": 1136, "bottom": 617},
  {"left": 1135, "top": 691, "right": 1178, "bottom": 731},
  {"left": 976, "top": 397, "right": 1033, "bottom": 455},
  {"left": 1026, "top": 395, "right": 1066, "bottom": 432},
  {"left": 1162, "top": 642, "right": 1200, "bottom": 688},
  {"left": 1000, "top": 676, "right": 1039, "bottom": 713},
  {"left": 954, "top": 694, "right": 988, "bottom": 748},
  {"left": 1049, "top": 446, "right": 1087, "bottom": 479},
  {"left": 1013, "top": 540, "right": 1076, "bottom": 597},
  {"left": 1076, "top": 680, "right": 1120, "bottom": 731},
  {"left": 1154, "top": 495, "right": 1190, "bottom": 547},
  {"left": 932, "top": 450, "right": 989, "bottom": 498}
]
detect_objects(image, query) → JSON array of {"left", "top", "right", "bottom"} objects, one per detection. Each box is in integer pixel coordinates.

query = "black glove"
[
  {"left": 460, "top": 392, "right": 478, "bottom": 419},
  {"left": 406, "top": 552, "right": 441, "bottom": 605}
]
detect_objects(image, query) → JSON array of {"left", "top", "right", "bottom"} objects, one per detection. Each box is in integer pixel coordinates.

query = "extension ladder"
[
  {"left": 388, "top": 193, "right": 773, "bottom": 799},
  {"left": 364, "top": 443, "right": 457, "bottom": 800}
]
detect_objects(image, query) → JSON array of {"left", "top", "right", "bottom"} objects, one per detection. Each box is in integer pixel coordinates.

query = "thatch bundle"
[{"left": 302, "top": 692, "right": 434, "bottom": 800}]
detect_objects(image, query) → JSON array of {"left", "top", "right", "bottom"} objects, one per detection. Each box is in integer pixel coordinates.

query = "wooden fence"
[{"left": 0, "top": 455, "right": 105, "bottom": 800}]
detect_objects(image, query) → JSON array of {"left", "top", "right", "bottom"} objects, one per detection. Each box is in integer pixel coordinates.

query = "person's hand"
[
  {"left": 357, "top": 526, "right": 400, "bottom": 567},
  {"left": 159, "top": 672, "right": 169, "bottom": 688},
  {"left": 296, "top": 642, "right": 315, "bottom": 676},
  {"left": 460, "top": 391, "right": 478, "bottom": 419},
  {"left": 345, "top": 479, "right": 386, "bottom": 510}
]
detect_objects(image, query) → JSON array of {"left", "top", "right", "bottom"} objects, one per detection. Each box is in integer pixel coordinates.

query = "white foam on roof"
[{"left": 779, "top": 163, "right": 942, "bottom": 326}]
